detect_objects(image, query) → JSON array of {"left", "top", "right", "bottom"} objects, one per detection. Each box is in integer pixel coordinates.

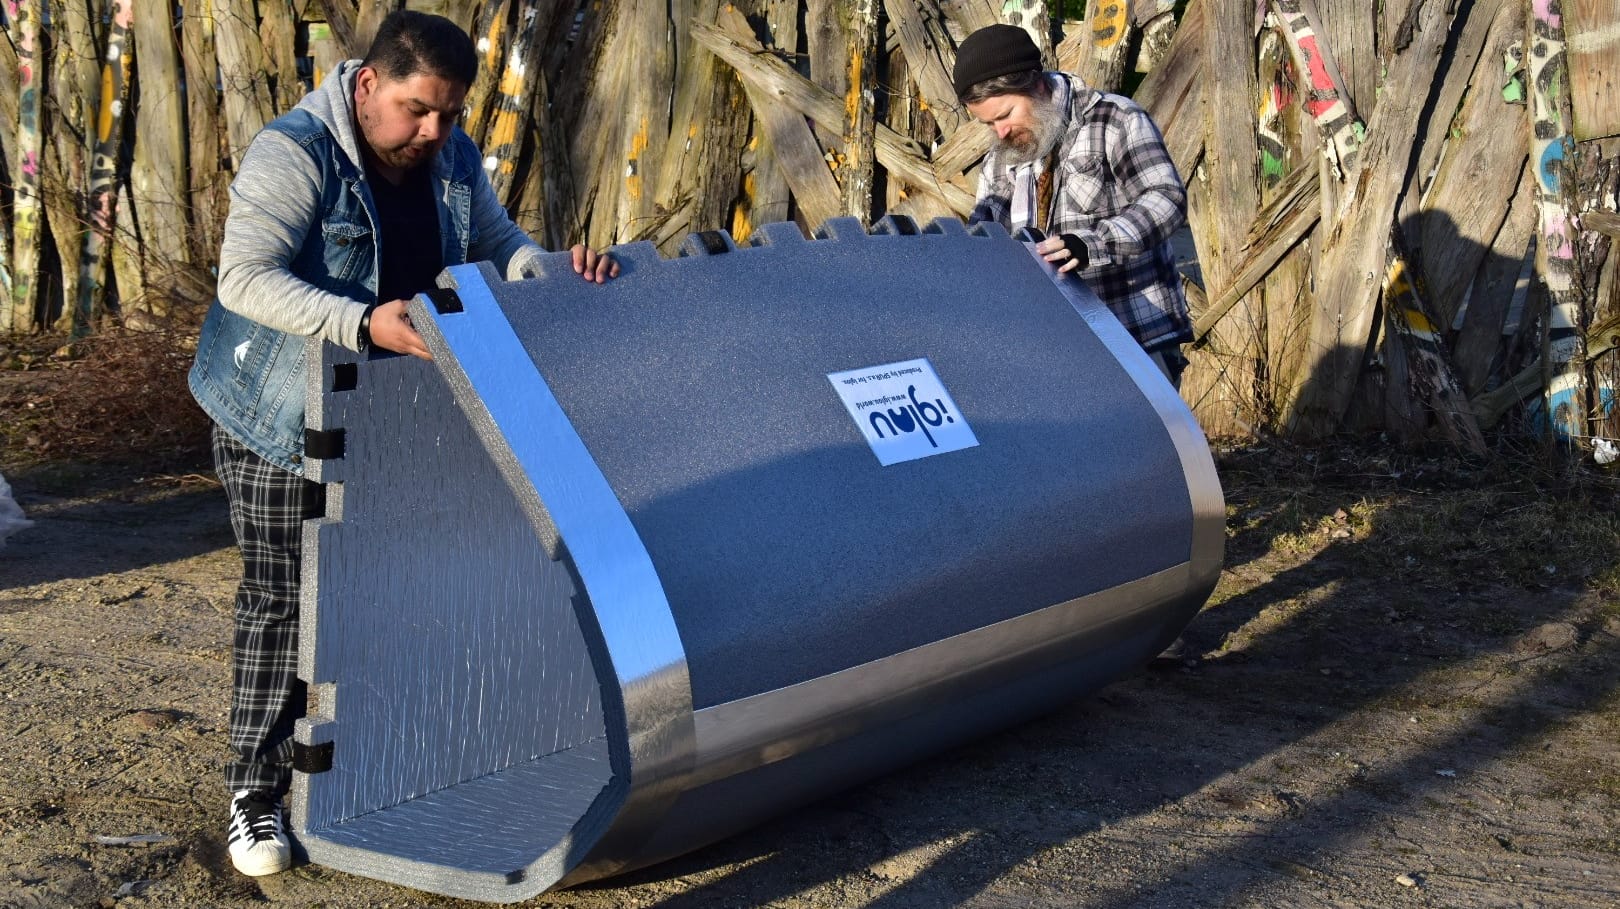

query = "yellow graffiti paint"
[
  {"left": 731, "top": 171, "right": 757, "bottom": 240},
  {"left": 626, "top": 119, "right": 649, "bottom": 200},
  {"left": 1091, "top": 1, "right": 1126, "bottom": 49},
  {"left": 98, "top": 64, "right": 115, "bottom": 142},
  {"left": 490, "top": 110, "right": 519, "bottom": 151},
  {"left": 845, "top": 53, "right": 864, "bottom": 127}
]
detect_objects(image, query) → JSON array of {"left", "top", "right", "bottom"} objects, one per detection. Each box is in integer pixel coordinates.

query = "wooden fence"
[{"left": 1, "top": 0, "right": 1617, "bottom": 450}]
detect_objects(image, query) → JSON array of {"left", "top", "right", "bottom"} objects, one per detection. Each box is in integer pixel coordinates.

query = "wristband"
[{"left": 357, "top": 303, "right": 378, "bottom": 352}]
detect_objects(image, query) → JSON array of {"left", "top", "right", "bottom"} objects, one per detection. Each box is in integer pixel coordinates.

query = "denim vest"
[{"left": 189, "top": 109, "right": 480, "bottom": 474}]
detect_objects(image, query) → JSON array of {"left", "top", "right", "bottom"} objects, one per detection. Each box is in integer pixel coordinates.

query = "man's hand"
[
  {"left": 368, "top": 298, "right": 433, "bottom": 360},
  {"left": 1036, "top": 234, "right": 1089, "bottom": 274},
  {"left": 570, "top": 244, "right": 620, "bottom": 283}
]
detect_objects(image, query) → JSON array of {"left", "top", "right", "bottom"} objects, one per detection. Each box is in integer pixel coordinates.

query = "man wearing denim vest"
[
  {"left": 954, "top": 24, "right": 1192, "bottom": 388},
  {"left": 188, "top": 10, "right": 616, "bottom": 877}
]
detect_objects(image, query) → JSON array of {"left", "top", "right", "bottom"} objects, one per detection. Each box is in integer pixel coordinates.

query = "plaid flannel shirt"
[{"left": 968, "top": 73, "right": 1192, "bottom": 352}]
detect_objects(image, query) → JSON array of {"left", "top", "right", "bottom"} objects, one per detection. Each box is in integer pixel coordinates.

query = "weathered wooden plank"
[
  {"left": 0, "top": 3, "right": 19, "bottom": 185},
  {"left": 1310, "top": 0, "right": 1376, "bottom": 118},
  {"left": 351, "top": 0, "right": 390, "bottom": 52},
  {"left": 639, "top": 0, "right": 752, "bottom": 249},
  {"left": 110, "top": 180, "right": 146, "bottom": 322},
  {"left": 304, "top": 21, "right": 344, "bottom": 89},
  {"left": 216, "top": 0, "right": 276, "bottom": 167},
  {"left": 805, "top": 0, "right": 878, "bottom": 223},
  {"left": 181, "top": 0, "right": 226, "bottom": 261},
  {"left": 258, "top": 0, "right": 302, "bottom": 113},
  {"left": 877, "top": 28, "right": 957, "bottom": 224},
  {"left": 510, "top": 74, "right": 565, "bottom": 244},
  {"left": 4, "top": 0, "right": 44, "bottom": 331},
  {"left": 1470, "top": 356, "right": 1546, "bottom": 429},
  {"left": 1528, "top": 0, "right": 1584, "bottom": 440},
  {"left": 1135, "top": 10, "right": 1178, "bottom": 74},
  {"left": 564, "top": 1, "right": 633, "bottom": 247},
  {"left": 883, "top": 0, "right": 963, "bottom": 134},
  {"left": 746, "top": 0, "right": 801, "bottom": 230},
  {"left": 1192, "top": 162, "right": 1321, "bottom": 344},
  {"left": 1003, "top": 0, "right": 1054, "bottom": 62},
  {"left": 1381, "top": 237, "right": 1489, "bottom": 452},
  {"left": 1567, "top": 0, "right": 1620, "bottom": 140},
  {"left": 1133, "top": 0, "right": 1205, "bottom": 179},
  {"left": 1400, "top": 0, "right": 1509, "bottom": 231},
  {"left": 314, "top": 0, "right": 362, "bottom": 58},
  {"left": 1179, "top": 180, "right": 1251, "bottom": 439},
  {"left": 882, "top": 29, "right": 915, "bottom": 215},
  {"left": 1179, "top": 1, "right": 1251, "bottom": 426},
  {"left": 571, "top": 14, "right": 625, "bottom": 246},
  {"left": 1067, "top": 0, "right": 1135, "bottom": 92},
  {"left": 1201, "top": 0, "right": 1260, "bottom": 291},
  {"left": 1473, "top": 266, "right": 1620, "bottom": 430},
  {"left": 1378, "top": 0, "right": 1422, "bottom": 54},
  {"left": 713, "top": 5, "right": 844, "bottom": 230},
  {"left": 1270, "top": 0, "right": 1362, "bottom": 176},
  {"left": 46, "top": 0, "right": 100, "bottom": 332},
  {"left": 131, "top": 0, "right": 189, "bottom": 279},
  {"left": 78, "top": 0, "right": 136, "bottom": 330},
  {"left": 1454, "top": 170, "right": 1536, "bottom": 396},
  {"left": 1284, "top": 0, "right": 1461, "bottom": 436},
  {"left": 1256, "top": 22, "right": 1312, "bottom": 413},
  {"left": 1585, "top": 211, "right": 1620, "bottom": 238},
  {"left": 939, "top": 0, "right": 997, "bottom": 36},
  {"left": 806, "top": 0, "right": 844, "bottom": 154},
  {"left": 694, "top": 15, "right": 976, "bottom": 215},
  {"left": 1403, "top": 0, "right": 1525, "bottom": 329},
  {"left": 461, "top": 0, "right": 515, "bottom": 148},
  {"left": 612, "top": 2, "right": 674, "bottom": 234},
  {"left": 929, "top": 117, "right": 991, "bottom": 183},
  {"left": 843, "top": 1, "right": 877, "bottom": 222},
  {"left": 487, "top": 0, "right": 553, "bottom": 206}
]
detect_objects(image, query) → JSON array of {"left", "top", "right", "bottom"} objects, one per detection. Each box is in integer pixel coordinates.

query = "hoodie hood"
[{"left": 297, "top": 60, "right": 369, "bottom": 173}]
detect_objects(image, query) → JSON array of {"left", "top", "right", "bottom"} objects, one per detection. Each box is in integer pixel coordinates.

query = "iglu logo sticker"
[{"left": 828, "top": 358, "right": 978, "bottom": 466}]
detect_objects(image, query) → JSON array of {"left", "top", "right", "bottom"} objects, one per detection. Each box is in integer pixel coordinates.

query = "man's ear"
[{"left": 354, "top": 66, "right": 378, "bottom": 101}]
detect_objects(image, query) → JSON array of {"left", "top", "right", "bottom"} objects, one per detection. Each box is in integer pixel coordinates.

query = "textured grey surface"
[
  {"left": 303, "top": 739, "right": 610, "bottom": 888},
  {"left": 487, "top": 217, "right": 1191, "bottom": 709},
  {"left": 291, "top": 216, "right": 1222, "bottom": 901},
  {"left": 294, "top": 340, "right": 612, "bottom": 900}
]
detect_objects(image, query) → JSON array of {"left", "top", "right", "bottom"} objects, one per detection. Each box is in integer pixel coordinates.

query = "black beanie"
[{"left": 952, "top": 24, "right": 1043, "bottom": 100}]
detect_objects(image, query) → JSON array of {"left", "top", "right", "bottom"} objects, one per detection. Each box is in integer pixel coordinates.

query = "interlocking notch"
[
  {"left": 482, "top": 218, "right": 1022, "bottom": 276},
  {"left": 660, "top": 215, "right": 1018, "bottom": 258}
]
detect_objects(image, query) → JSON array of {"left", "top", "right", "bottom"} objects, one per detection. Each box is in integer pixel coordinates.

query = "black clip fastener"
[
  {"left": 292, "top": 740, "right": 334, "bottom": 774},
  {"left": 303, "top": 428, "right": 346, "bottom": 461}
]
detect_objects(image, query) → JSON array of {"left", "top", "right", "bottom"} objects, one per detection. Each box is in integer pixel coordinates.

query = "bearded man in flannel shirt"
[{"left": 955, "top": 24, "right": 1194, "bottom": 388}]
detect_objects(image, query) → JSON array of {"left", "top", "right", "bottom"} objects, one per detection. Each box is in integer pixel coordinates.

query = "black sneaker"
[{"left": 227, "top": 789, "right": 290, "bottom": 876}]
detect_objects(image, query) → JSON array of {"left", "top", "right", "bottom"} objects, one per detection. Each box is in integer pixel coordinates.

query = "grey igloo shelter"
[{"left": 290, "top": 215, "right": 1224, "bottom": 902}]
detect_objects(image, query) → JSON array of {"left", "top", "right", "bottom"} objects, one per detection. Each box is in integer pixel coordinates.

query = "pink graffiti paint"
[{"left": 1532, "top": 0, "right": 1559, "bottom": 29}]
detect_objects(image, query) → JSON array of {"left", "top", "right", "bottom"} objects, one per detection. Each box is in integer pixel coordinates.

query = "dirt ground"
[{"left": 2, "top": 434, "right": 1619, "bottom": 908}]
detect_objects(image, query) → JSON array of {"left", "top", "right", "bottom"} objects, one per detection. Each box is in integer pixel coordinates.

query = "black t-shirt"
[{"left": 367, "top": 162, "right": 443, "bottom": 304}]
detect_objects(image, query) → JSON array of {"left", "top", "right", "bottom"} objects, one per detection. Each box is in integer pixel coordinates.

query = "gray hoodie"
[{"left": 214, "top": 61, "right": 546, "bottom": 352}]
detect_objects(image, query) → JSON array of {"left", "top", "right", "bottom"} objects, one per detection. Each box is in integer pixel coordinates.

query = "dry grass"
[
  {"left": 1214, "top": 437, "right": 1620, "bottom": 592},
  {"left": 0, "top": 323, "right": 213, "bottom": 477}
]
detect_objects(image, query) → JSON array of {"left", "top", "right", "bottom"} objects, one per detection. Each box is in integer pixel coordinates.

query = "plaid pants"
[{"left": 212, "top": 424, "right": 324, "bottom": 794}]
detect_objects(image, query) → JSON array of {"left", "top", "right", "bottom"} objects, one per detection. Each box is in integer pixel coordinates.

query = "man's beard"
[
  {"left": 374, "top": 141, "right": 434, "bottom": 171},
  {"left": 996, "top": 91, "right": 1065, "bottom": 166}
]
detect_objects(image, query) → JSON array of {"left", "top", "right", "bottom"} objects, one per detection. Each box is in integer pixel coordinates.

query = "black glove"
[{"left": 1059, "top": 233, "right": 1089, "bottom": 272}]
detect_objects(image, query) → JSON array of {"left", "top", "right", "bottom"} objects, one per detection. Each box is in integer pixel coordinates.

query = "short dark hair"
[
  {"left": 360, "top": 10, "right": 477, "bottom": 88},
  {"left": 959, "top": 69, "right": 1048, "bottom": 105}
]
